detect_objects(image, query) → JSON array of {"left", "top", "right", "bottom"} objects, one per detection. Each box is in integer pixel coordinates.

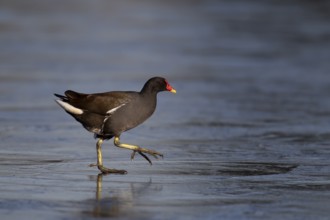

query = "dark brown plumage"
[{"left": 55, "top": 76, "right": 176, "bottom": 174}]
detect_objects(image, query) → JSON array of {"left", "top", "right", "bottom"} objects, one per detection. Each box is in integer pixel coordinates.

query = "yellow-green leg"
[
  {"left": 114, "top": 136, "right": 163, "bottom": 165},
  {"left": 89, "top": 138, "right": 127, "bottom": 174}
]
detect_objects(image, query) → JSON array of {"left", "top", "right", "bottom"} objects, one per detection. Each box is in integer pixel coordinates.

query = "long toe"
[
  {"left": 138, "top": 151, "right": 153, "bottom": 165},
  {"left": 139, "top": 147, "right": 163, "bottom": 159},
  {"left": 97, "top": 165, "right": 127, "bottom": 174},
  {"left": 146, "top": 149, "right": 163, "bottom": 158}
]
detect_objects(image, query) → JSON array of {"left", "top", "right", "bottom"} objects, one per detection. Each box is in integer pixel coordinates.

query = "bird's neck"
[
  {"left": 140, "top": 90, "right": 157, "bottom": 102},
  {"left": 140, "top": 86, "right": 158, "bottom": 97}
]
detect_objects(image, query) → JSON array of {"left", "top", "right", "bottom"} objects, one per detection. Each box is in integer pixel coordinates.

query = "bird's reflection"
[{"left": 84, "top": 173, "right": 162, "bottom": 218}]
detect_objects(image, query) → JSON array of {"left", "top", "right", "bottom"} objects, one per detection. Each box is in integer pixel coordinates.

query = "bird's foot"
[
  {"left": 89, "top": 163, "right": 127, "bottom": 174},
  {"left": 130, "top": 148, "right": 163, "bottom": 165},
  {"left": 113, "top": 137, "right": 163, "bottom": 165}
]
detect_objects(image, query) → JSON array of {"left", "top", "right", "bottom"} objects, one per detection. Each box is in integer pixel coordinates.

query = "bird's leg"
[
  {"left": 89, "top": 138, "right": 127, "bottom": 174},
  {"left": 114, "top": 136, "right": 163, "bottom": 165}
]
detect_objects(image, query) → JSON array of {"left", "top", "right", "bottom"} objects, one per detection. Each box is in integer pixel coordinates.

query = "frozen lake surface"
[{"left": 1, "top": 0, "right": 330, "bottom": 219}]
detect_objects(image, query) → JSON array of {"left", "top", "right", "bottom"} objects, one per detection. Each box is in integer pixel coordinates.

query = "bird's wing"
[{"left": 64, "top": 90, "right": 136, "bottom": 116}]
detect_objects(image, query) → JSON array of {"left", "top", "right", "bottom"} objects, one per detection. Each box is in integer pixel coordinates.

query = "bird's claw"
[
  {"left": 131, "top": 151, "right": 152, "bottom": 165},
  {"left": 130, "top": 148, "right": 163, "bottom": 165},
  {"left": 89, "top": 163, "right": 127, "bottom": 174},
  {"left": 98, "top": 165, "right": 127, "bottom": 174}
]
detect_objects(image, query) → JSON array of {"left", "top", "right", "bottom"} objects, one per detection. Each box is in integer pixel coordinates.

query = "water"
[{"left": 1, "top": 0, "right": 330, "bottom": 219}]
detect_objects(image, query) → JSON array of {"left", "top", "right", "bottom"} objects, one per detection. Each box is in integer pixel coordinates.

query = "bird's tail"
[
  {"left": 54, "top": 93, "right": 67, "bottom": 101},
  {"left": 54, "top": 93, "right": 83, "bottom": 115}
]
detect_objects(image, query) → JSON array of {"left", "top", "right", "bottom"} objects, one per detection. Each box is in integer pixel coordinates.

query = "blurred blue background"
[{"left": 1, "top": 0, "right": 330, "bottom": 219}]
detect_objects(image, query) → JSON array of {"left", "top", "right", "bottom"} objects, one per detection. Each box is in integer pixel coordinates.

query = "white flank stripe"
[
  {"left": 106, "top": 103, "right": 126, "bottom": 114},
  {"left": 55, "top": 100, "right": 83, "bottom": 115}
]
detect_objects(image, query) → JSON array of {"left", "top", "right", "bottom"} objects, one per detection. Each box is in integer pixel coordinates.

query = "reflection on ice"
[{"left": 83, "top": 174, "right": 161, "bottom": 218}]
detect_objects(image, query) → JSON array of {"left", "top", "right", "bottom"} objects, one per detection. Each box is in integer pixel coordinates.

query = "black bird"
[{"left": 55, "top": 77, "right": 176, "bottom": 174}]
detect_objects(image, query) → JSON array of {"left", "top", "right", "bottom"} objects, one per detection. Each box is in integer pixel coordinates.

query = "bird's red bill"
[{"left": 165, "top": 80, "right": 177, "bottom": 93}]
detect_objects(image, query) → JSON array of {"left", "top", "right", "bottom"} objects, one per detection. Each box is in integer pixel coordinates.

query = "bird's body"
[
  {"left": 56, "top": 90, "right": 156, "bottom": 139},
  {"left": 55, "top": 77, "right": 176, "bottom": 174}
]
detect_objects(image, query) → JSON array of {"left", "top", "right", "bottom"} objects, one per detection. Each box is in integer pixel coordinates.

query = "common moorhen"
[{"left": 54, "top": 77, "right": 176, "bottom": 174}]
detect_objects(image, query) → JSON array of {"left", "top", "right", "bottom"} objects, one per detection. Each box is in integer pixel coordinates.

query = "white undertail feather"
[{"left": 55, "top": 100, "right": 83, "bottom": 115}]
